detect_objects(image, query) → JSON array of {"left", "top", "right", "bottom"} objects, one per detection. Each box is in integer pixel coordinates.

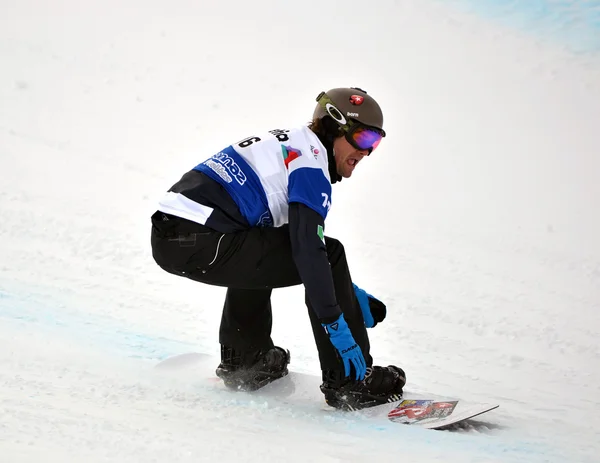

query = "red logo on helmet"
[{"left": 349, "top": 95, "right": 364, "bottom": 105}]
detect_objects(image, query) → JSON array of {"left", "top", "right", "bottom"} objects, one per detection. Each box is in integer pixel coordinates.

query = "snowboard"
[{"left": 155, "top": 352, "right": 498, "bottom": 430}]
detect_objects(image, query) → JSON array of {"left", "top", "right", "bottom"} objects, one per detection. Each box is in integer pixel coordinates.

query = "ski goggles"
[
  {"left": 346, "top": 124, "right": 384, "bottom": 152},
  {"left": 316, "top": 91, "right": 385, "bottom": 153}
]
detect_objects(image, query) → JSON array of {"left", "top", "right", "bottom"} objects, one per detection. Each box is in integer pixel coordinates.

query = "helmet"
[{"left": 313, "top": 87, "right": 386, "bottom": 136}]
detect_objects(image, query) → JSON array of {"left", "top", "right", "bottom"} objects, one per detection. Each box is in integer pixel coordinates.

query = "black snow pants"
[{"left": 150, "top": 211, "right": 372, "bottom": 376}]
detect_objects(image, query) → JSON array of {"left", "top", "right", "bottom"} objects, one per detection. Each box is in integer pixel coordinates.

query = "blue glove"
[
  {"left": 353, "top": 283, "right": 387, "bottom": 328},
  {"left": 322, "top": 313, "right": 367, "bottom": 380}
]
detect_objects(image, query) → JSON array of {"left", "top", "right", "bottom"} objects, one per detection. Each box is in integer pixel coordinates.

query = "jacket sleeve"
[{"left": 288, "top": 202, "right": 341, "bottom": 322}]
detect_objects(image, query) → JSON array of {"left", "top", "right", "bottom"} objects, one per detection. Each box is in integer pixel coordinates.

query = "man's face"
[{"left": 333, "top": 136, "right": 370, "bottom": 178}]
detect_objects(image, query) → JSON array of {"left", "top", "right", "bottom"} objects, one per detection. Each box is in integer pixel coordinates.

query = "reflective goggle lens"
[{"left": 349, "top": 126, "right": 383, "bottom": 151}]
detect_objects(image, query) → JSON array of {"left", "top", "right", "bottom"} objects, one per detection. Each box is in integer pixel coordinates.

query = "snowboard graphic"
[
  {"left": 389, "top": 399, "right": 459, "bottom": 424},
  {"left": 385, "top": 399, "right": 498, "bottom": 430}
]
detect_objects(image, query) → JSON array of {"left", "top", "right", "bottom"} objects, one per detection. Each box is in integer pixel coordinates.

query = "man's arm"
[
  {"left": 288, "top": 201, "right": 366, "bottom": 379},
  {"left": 288, "top": 202, "right": 341, "bottom": 322}
]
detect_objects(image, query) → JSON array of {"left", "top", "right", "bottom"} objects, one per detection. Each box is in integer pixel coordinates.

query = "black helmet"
[{"left": 313, "top": 87, "right": 386, "bottom": 136}]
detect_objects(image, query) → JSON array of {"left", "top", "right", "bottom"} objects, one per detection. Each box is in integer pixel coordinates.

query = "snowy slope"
[{"left": 1, "top": 0, "right": 599, "bottom": 462}]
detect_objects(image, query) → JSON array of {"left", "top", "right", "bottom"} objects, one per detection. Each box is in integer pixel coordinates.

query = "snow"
[{"left": 1, "top": 0, "right": 599, "bottom": 462}]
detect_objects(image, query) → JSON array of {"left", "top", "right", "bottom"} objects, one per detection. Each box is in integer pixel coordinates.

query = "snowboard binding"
[
  {"left": 321, "top": 365, "right": 406, "bottom": 411},
  {"left": 216, "top": 345, "right": 290, "bottom": 392}
]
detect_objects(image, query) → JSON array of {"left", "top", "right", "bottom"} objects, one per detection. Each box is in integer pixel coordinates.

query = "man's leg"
[
  {"left": 219, "top": 287, "right": 274, "bottom": 353},
  {"left": 215, "top": 287, "right": 290, "bottom": 391},
  {"left": 151, "top": 216, "right": 290, "bottom": 366},
  {"left": 171, "top": 226, "right": 299, "bottom": 389},
  {"left": 184, "top": 226, "right": 302, "bottom": 362}
]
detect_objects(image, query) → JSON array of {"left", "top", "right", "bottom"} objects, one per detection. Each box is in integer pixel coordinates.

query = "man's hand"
[
  {"left": 353, "top": 283, "right": 387, "bottom": 328},
  {"left": 322, "top": 313, "right": 367, "bottom": 380}
]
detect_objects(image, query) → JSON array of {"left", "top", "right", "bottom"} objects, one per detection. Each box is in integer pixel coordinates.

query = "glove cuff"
[{"left": 321, "top": 313, "right": 348, "bottom": 337}]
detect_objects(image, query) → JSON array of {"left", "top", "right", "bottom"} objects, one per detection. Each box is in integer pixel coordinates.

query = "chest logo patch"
[{"left": 281, "top": 145, "right": 303, "bottom": 169}]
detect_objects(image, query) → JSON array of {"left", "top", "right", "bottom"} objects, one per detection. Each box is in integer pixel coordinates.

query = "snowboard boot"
[
  {"left": 216, "top": 345, "right": 290, "bottom": 392},
  {"left": 320, "top": 365, "right": 406, "bottom": 411}
]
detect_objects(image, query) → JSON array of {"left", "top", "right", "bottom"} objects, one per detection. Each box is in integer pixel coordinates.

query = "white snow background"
[{"left": 1, "top": 0, "right": 599, "bottom": 462}]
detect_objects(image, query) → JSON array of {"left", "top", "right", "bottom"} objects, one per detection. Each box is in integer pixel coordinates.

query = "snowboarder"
[{"left": 150, "top": 87, "right": 406, "bottom": 410}]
